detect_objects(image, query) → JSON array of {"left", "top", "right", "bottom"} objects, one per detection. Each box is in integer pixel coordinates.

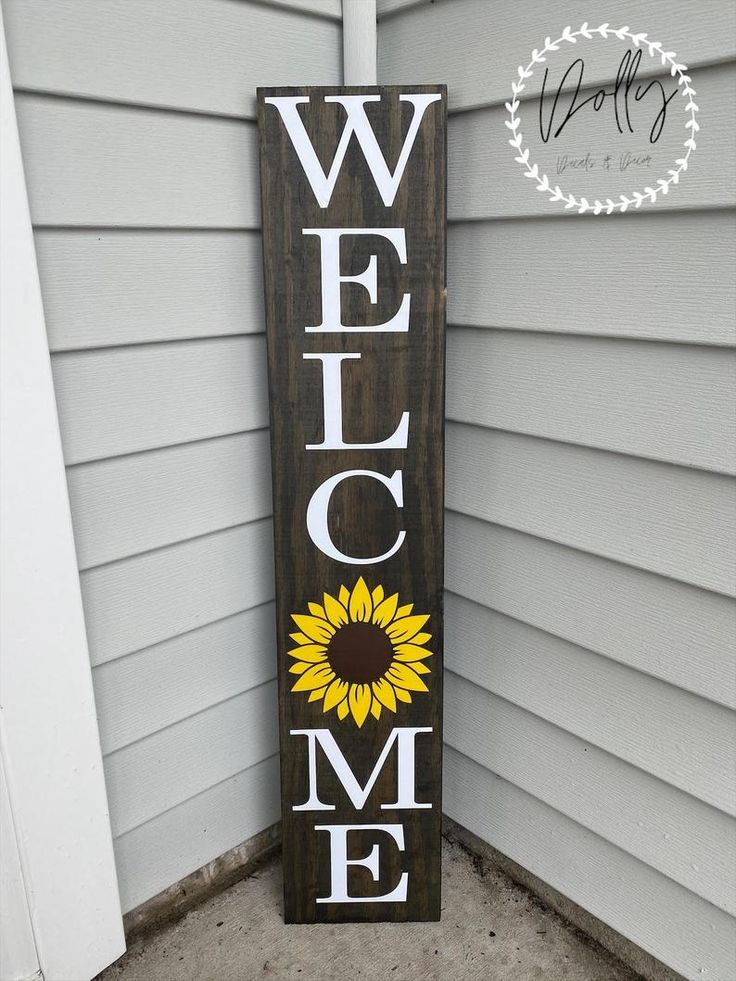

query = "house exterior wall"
[
  {"left": 2, "top": 0, "right": 341, "bottom": 914},
  {"left": 378, "top": 1, "right": 736, "bottom": 979},
  {"left": 4, "top": 1, "right": 736, "bottom": 976}
]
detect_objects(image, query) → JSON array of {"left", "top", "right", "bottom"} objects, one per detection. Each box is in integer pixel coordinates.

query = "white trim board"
[
  {"left": 0, "top": 757, "right": 39, "bottom": 981},
  {"left": 0, "top": 14, "right": 125, "bottom": 981},
  {"left": 343, "top": 0, "right": 377, "bottom": 84}
]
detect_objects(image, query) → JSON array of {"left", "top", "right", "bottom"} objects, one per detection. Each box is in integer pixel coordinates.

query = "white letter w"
[{"left": 264, "top": 94, "right": 441, "bottom": 208}]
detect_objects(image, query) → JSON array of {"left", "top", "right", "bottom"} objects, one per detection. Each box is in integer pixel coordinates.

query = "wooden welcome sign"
[{"left": 257, "top": 85, "right": 446, "bottom": 923}]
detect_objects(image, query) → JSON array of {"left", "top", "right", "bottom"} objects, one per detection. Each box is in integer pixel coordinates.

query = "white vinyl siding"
[
  {"left": 379, "top": 1, "right": 736, "bottom": 979},
  {"left": 3, "top": 0, "right": 341, "bottom": 913}
]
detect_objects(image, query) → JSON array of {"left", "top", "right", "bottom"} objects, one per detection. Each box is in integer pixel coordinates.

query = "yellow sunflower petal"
[
  {"left": 395, "top": 603, "right": 413, "bottom": 618},
  {"left": 410, "top": 661, "right": 431, "bottom": 675},
  {"left": 323, "top": 679, "right": 349, "bottom": 712},
  {"left": 337, "top": 699, "right": 350, "bottom": 720},
  {"left": 372, "top": 677, "right": 397, "bottom": 712},
  {"left": 323, "top": 592, "right": 349, "bottom": 627},
  {"left": 339, "top": 585, "right": 350, "bottom": 606},
  {"left": 308, "top": 601, "right": 327, "bottom": 619},
  {"left": 348, "top": 683, "right": 372, "bottom": 727},
  {"left": 308, "top": 686, "right": 328, "bottom": 702},
  {"left": 412, "top": 632, "right": 432, "bottom": 646},
  {"left": 349, "top": 577, "right": 372, "bottom": 623},
  {"left": 288, "top": 661, "right": 312, "bottom": 675},
  {"left": 387, "top": 663, "right": 429, "bottom": 692},
  {"left": 371, "top": 698, "right": 382, "bottom": 720},
  {"left": 395, "top": 687, "right": 412, "bottom": 703},
  {"left": 291, "top": 614, "right": 335, "bottom": 644},
  {"left": 287, "top": 644, "right": 327, "bottom": 663},
  {"left": 290, "top": 632, "right": 312, "bottom": 646},
  {"left": 372, "top": 593, "right": 399, "bottom": 627},
  {"left": 372, "top": 584, "right": 385, "bottom": 605},
  {"left": 393, "top": 643, "right": 433, "bottom": 662},
  {"left": 291, "top": 663, "right": 335, "bottom": 692},
  {"left": 386, "top": 614, "right": 430, "bottom": 643}
]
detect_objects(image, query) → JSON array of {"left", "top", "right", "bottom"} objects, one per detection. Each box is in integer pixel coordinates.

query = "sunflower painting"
[{"left": 287, "top": 577, "right": 433, "bottom": 727}]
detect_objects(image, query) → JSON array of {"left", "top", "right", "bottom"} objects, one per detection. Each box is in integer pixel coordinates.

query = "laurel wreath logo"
[{"left": 506, "top": 23, "right": 699, "bottom": 214}]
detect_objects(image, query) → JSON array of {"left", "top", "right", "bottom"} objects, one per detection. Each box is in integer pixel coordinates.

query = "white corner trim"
[
  {"left": 0, "top": 15, "right": 125, "bottom": 981},
  {"left": 0, "top": 757, "right": 39, "bottom": 981},
  {"left": 343, "top": 0, "right": 377, "bottom": 85}
]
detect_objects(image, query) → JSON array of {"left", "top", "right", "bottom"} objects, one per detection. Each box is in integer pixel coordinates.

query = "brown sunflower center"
[{"left": 326, "top": 621, "right": 395, "bottom": 684}]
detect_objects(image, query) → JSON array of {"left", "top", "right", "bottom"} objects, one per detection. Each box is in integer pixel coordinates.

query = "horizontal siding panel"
[
  {"left": 114, "top": 755, "right": 280, "bottom": 913},
  {"left": 19, "top": 75, "right": 734, "bottom": 229},
  {"left": 93, "top": 603, "right": 276, "bottom": 754},
  {"left": 264, "top": 0, "right": 341, "bottom": 16},
  {"left": 68, "top": 430, "right": 271, "bottom": 569},
  {"left": 446, "top": 63, "right": 735, "bottom": 219},
  {"left": 36, "top": 230, "right": 265, "bottom": 351},
  {"left": 104, "top": 681, "right": 278, "bottom": 837},
  {"left": 447, "top": 423, "right": 736, "bottom": 595},
  {"left": 82, "top": 519, "right": 274, "bottom": 665},
  {"left": 15, "top": 96, "right": 260, "bottom": 228},
  {"left": 446, "top": 512, "right": 736, "bottom": 710},
  {"left": 377, "top": 0, "right": 426, "bottom": 16},
  {"left": 52, "top": 336, "right": 268, "bottom": 465},
  {"left": 446, "top": 591, "right": 736, "bottom": 815},
  {"left": 4, "top": 0, "right": 340, "bottom": 119},
  {"left": 379, "top": 0, "right": 736, "bottom": 111},
  {"left": 447, "top": 328, "right": 736, "bottom": 475},
  {"left": 55, "top": 329, "right": 736, "bottom": 473},
  {"left": 444, "top": 747, "right": 736, "bottom": 981},
  {"left": 36, "top": 212, "right": 736, "bottom": 351},
  {"left": 445, "top": 672, "right": 736, "bottom": 916},
  {"left": 448, "top": 211, "right": 736, "bottom": 345}
]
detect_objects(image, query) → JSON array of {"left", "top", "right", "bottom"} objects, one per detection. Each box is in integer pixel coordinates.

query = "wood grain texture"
[
  {"left": 68, "top": 430, "right": 271, "bottom": 569},
  {"left": 447, "top": 328, "right": 736, "bottom": 475},
  {"left": 446, "top": 592, "right": 736, "bottom": 816},
  {"left": 51, "top": 336, "right": 268, "bottom": 465},
  {"left": 447, "top": 422, "right": 736, "bottom": 595},
  {"left": 444, "top": 748, "right": 736, "bottom": 981},
  {"left": 113, "top": 755, "right": 280, "bottom": 914},
  {"left": 104, "top": 681, "right": 278, "bottom": 837},
  {"left": 445, "top": 672, "right": 736, "bottom": 916},
  {"left": 447, "top": 211, "right": 736, "bottom": 345},
  {"left": 379, "top": 0, "right": 736, "bottom": 110},
  {"left": 82, "top": 519, "right": 274, "bottom": 665},
  {"left": 4, "top": 0, "right": 340, "bottom": 119},
  {"left": 446, "top": 512, "right": 736, "bottom": 710},
  {"left": 15, "top": 95, "right": 261, "bottom": 228},
  {"left": 36, "top": 230, "right": 265, "bottom": 351},
  {"left": 93, "top": 603, "right": 276, "bottom": 754},
  {"left": 258, "top": 86, "right": 446, "bottom": 922}
]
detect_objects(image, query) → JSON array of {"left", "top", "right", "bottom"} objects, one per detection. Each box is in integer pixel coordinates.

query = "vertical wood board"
[{"left": 258, "top": 85, "right": 446, "bottom": 922}]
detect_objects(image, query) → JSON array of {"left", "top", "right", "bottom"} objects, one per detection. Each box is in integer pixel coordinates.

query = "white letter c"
[{"left": 306, "top": 469, "right": 406, "bottom": 565}]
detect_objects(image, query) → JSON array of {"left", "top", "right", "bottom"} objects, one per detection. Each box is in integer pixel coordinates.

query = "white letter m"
[{"left": 291, "top": 726, "right": 432, "bottom": 811}]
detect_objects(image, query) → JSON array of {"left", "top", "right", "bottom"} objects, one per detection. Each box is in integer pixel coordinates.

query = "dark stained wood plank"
[{"left": 258, "top": 85, "right": 446, "bottom": 922}]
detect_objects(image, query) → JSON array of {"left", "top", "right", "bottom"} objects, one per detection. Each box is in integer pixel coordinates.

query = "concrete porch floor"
[{"left": 100, "top": 838, "right": 641, "bottom": 981}]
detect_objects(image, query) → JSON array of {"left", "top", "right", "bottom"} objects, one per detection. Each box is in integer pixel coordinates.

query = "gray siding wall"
[
  {"left": 378, "top": 2, "right": 736, "bottom": 979},
  {"left": 5, "top": 1, "right": 736, "bottom": 974},
  {"left": 3, "top": 0, "right": 341, "bottom": 913}
]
